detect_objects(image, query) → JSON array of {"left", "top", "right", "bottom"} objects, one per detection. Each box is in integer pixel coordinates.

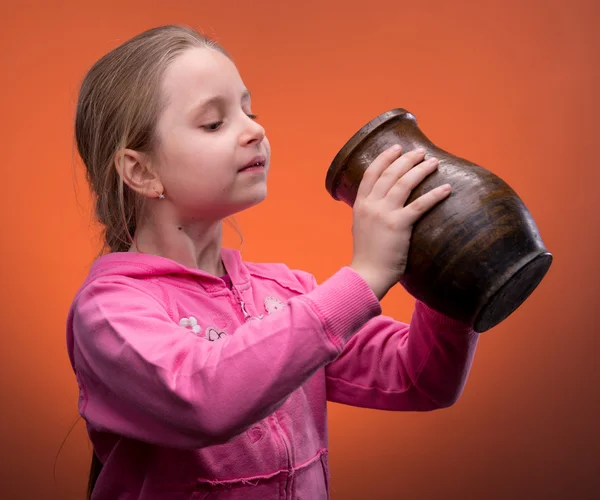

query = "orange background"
[{"left": 1, "top": 0, "right": 598, "bottom": 499}]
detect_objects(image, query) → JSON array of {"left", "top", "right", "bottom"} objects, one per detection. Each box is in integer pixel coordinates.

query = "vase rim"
[{"left": 325, "top": 108, "right": 414, "bottom": 198}]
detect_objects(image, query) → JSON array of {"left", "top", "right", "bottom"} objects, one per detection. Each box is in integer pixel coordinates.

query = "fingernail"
[
  {"left": 390, "top": 144, "right": 401, "bottom": 152},
  {"left": 442, "top": 184, "right": 452, "bottom": 191},
  {"left": 416, "top": 148, "right": 426, "bottom": 153}
]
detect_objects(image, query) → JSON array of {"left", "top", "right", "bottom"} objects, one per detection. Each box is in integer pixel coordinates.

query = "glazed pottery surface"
[{"left": 326, "top": 108, "right": 552, "bottom": 332}]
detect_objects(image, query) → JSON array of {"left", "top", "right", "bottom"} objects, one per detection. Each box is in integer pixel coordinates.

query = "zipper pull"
[
  {"left": 239, "top": 299, "right": 252, "bottom": 320},
  {"left": 232, "top": 287, "right": 264, "bottom": 322}
]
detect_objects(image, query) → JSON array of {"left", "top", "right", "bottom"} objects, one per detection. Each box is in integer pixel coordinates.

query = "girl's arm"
[
  {"left": 293, "top": 269, "right": 480, "bottom": 411},
  {"left": 66, "top": 267, "right": 381, "bottom": 450}
]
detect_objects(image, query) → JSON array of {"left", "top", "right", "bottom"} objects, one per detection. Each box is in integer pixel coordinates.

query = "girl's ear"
[{"left": 114, "top": 148, "right": 164, "bottom": 199}]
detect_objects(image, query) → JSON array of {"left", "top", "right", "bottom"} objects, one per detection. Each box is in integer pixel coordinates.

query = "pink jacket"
[{"left": 66, "top": 248, "right": 479, "bottom": 499}]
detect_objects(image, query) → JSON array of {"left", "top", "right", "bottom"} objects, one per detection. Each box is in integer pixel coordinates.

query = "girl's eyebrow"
[{"left": 188, "top": 89, "right": 252, "bottom": 118}]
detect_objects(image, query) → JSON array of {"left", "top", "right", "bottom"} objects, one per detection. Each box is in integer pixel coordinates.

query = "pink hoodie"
[{"left": 66, "top": 247, "right": 479, "bottom": 499}]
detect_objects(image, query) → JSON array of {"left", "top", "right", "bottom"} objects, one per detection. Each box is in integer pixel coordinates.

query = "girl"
[{"left": 66, "top": 24, "right": 479, "bottom": 500}]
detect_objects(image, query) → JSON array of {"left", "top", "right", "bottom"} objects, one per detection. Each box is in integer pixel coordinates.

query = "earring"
[{"left": 154, "top": 188, "right": 165, "bottom": 200}]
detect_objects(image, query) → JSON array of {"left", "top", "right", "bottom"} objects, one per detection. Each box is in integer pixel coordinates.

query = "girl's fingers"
[
  {"left": 385, "top": 156, "right": 440, "bottom": 206},
  {"left": 355, "top": 145, "right": 403, "bottom": 202},
  {"left": 369, "top": 148, "right": 428, "bottom": 200},
  {"left": 398, "top": 184, "right": 452, "bottom": 226}
]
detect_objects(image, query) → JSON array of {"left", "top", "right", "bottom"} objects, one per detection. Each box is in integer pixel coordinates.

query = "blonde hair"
[{"left": 75, "top": 25, "right": 229, "bottom": 253}]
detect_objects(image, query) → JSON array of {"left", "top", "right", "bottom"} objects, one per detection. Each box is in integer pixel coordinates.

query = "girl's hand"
[{"left": 349, "top": 144, "right": 451, "bottom": 300}]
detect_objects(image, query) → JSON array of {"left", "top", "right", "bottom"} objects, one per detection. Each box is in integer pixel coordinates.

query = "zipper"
[
  {"left": 271, "top": 415, "right": 293, "bottom": 497},
  {"left": 231, "top": 285, "right": 264, "bottom": 322},
  {"left": 230, "top": 285, "right": 288, "bottom": 493}
]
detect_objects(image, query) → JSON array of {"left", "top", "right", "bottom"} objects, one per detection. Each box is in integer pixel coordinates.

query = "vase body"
[{"left": 325, "top": 108, "right": 552, "bottom": 333}]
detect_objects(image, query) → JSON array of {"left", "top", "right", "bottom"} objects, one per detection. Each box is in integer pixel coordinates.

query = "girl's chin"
[{"left": 230, "top": 188, "right": 268, "bottom": 213}]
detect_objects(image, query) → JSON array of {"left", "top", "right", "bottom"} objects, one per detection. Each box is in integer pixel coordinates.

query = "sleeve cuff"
[{"left": 300, "top": 266, "right": 382, "bottom": 349}]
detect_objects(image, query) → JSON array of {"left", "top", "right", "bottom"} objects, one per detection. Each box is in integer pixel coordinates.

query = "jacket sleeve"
[
  {"left": 292, "top": 269, "right": 480, "bottom": 411},
  {"left": 66, "top": 267, "right": 381, "bottom": 450}
]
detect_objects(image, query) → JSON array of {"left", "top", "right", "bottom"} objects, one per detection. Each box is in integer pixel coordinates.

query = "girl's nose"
[{"left": 240, "top": 115, "right": 265, "bottom": 146}]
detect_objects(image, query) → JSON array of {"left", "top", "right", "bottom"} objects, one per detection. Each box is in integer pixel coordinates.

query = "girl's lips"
[
  {"left": 239, "top": 165, "right": 265, "bottom": 173},
  {"left": 239, "top": 155, "right": 266, "bottom": 171}
]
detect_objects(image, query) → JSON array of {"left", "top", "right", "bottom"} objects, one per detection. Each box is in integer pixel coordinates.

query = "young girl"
[{"left": 66, "top": 24, "right": 479, "bottom": 500}]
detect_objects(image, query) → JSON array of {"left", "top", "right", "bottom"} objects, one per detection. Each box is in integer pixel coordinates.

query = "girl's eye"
[{"left": 202, "top": 121, "right": 223, "bottom": 131}]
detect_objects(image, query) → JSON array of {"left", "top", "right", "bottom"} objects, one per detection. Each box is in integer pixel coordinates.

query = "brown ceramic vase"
[{"left": 325, "top": 108, "right": 552, "bottom": 333}]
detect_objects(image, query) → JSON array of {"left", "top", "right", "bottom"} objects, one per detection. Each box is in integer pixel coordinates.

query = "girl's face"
[{"left": 152, "top": 47, "right": 270, "bottom": 221}]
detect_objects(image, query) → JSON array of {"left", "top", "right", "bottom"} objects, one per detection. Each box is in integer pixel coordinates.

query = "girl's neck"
[{"left": 129, "top": 215, "right": 226, "bottom": 276}]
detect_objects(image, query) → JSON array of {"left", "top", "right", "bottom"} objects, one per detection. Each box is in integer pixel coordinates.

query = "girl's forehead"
[{"left": 161, "top": 48, "right": 243, "bottom": 102}]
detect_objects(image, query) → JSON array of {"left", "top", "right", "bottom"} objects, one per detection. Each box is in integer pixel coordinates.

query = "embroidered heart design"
[
  {"left": 206, "top": 327, "right": 228, "bottom": 342},
  {"left": 264, "top": 296, "right": 286, "bottom": 314},
  {"left": 247, "top": 426, "right": 264, "bottom": 444},
  {"left": 209, "top": 311, "right": 232, "bottom": 329}
]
